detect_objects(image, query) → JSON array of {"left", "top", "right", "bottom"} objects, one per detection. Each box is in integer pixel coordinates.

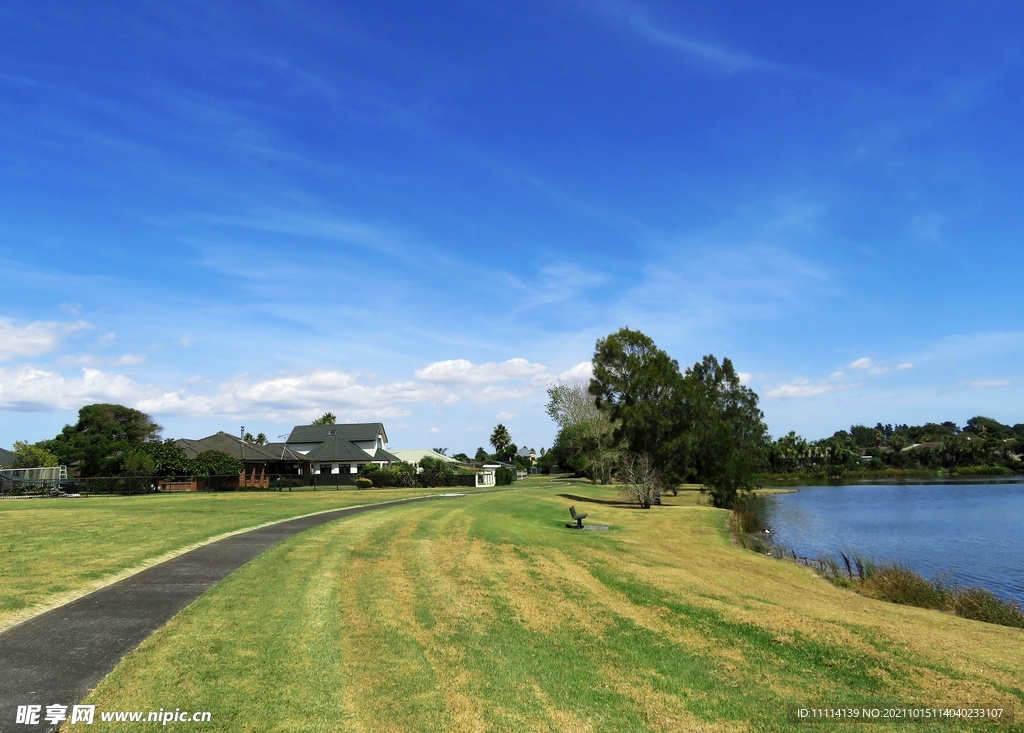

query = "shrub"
[
  {"left": 951, "top": 587, "right": 1024, "bottom": 628},
  {"left": 355, "top": 477, "right": 373, "bottom": 489},
  {"left": 731, "top": 505, "right": 762, "bottom": 534},
  {"left": 270, "top": 477, "right": 303, "bottom": 489},
  {"left": 495, "top": 466, "right": 515, "bottom": 485},
  {"left": 418, "top": 456, "right": 455, "bottom": 487},
  {"left": 861, "top": 564, "right": 949, "bottom": 609}
]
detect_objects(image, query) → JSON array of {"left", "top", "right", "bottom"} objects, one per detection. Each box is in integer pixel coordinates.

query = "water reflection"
[{"left": 752, "top": 482, "right": 1024, "bottom": 604}]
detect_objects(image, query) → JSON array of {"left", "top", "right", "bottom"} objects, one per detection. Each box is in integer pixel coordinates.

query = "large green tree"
[
  {"left": 46, "top": 404, "right": 161, "bottom": 476},
  {"left": 686, "top": 355, "right": 768, "bottom": 507},
  {"left": 589, "top": 328, "right": 700, "bottom": 486},
  {"left": 588, "top": 328, "right": 768, "bottom": 506}
]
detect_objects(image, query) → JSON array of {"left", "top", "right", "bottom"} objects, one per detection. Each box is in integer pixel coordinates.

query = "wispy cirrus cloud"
[
  {"left": 971, "top": 379, "right": 1010, "bottom": 388},
  {"left": 590, "top": 1, "right": 790, "bottom": 74}
]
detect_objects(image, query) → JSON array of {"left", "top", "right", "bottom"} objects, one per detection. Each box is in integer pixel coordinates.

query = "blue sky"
[{"left": 1, "top": 1, "right": 1022, "bottom": 453}]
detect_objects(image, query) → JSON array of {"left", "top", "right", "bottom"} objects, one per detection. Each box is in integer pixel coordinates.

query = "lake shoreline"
[{"left": 749, "top": 481, "right": 1024, "bottom": 606}]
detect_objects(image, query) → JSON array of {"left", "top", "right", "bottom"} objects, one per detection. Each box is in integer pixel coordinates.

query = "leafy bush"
[
  {"left": 270, "top": 477, "right": 303, "bottom": 489},
  {"left": 355, "top": 477, "right": 373, "bottom": 489},
  {"left": 731, "top": 505, "right": 763, "bottom": 534},
  {"left": 495, "top": 466, "right": 515, "bottom": 485},
  {"left": 365, "top": 462, "right": 418, "bottom": 488},
  {"left": 418, "top": 456, "right": 455, "bottom": 487},
  {"left": 861, "top": 564, "right": 950, "bottom": 609},
  {"left": 191, "top": 450, "right": 243, "bottom": 477},
  {"left": 951, "top": 587, "right": 1024, "bottom": 628}
]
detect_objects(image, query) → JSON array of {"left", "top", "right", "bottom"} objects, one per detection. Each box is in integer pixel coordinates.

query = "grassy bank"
[
  {"left": 0, "top": 487, "right": 453, "bottom": 632},
  {"left": 75, "top": 477, "right": 1023, "bottom": 732}
]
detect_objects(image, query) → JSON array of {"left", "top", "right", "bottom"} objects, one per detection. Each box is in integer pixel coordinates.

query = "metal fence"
[{"left": 1, "top": 468, "right": 499, "bottom": 498}]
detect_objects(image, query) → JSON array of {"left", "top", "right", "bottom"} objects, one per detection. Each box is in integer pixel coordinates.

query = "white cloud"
[
  {"left": 848, "top": 357, "right": 888, "bottom": 375},
  {"left": 114, "top": 354, "right": 147, "bottom": 365},
  {"left": 0, "top": 351, "right": 570, "bottom": 430},
  {"left": 766, "top": 377, "right": 836, "bottom": 399},
  {"left": 897, "top": 362, "right": 914, "bottom": 370},
  {"left": 971, "top": 379, "right": 1010, "bottom": 388},
  {"left": 415, "top": 358, "right": 547, "bottom": 384},
  {"left": 470, "top": 385, "right": 534, "bottom": 404},
  {"left": 0, "top": 318, "right": 90, "bottom": 362},
  {"left": 737, "top": 372, "right": 752, "bottom": 385},
  {"left": 0, "top": 366, "right": 146, "bottom": 411},
  {"left": 558, "top": 361, "right": 593, "bottom": 381},
  {"left": 430, "top": 427, "right": 440, "bottom": 433}
]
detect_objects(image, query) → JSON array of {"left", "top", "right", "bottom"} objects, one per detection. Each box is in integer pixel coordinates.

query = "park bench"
[{"left": 569, "top": 505, "right": 587, "bottom": 529}]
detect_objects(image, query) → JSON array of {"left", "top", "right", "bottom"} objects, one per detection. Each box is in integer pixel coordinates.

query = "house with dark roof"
[
  {"left": 175, "top": 431, "right": 306, "bottom": 488},
  {"left": 168, "top": 423, "right": 400, "bottom": 490},
  {"left": 285, "top": 422, "right": 399, "bottom": 478}
]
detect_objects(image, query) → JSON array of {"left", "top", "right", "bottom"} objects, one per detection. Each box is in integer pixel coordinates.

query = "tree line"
[
  {"left": 539, "top": 328, "right": 1024, "bottom": 506},
  {"left": 766, "top": 417, "right": 1024, "bottom": 477},
  {"left": 7, "top": 404, "right": 243, "bottom": 478}
]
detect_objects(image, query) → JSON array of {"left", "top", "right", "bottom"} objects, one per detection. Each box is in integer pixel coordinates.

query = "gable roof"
[
  {"left": 305, "top": 435, "right": 374, "bottom": 462},
  {"left": 286, "top": 422, "right": 387, "bottom": 445},
  {"left": 0, "top": 446, "right": 17, "bottom": 468},
  {"left": 372, "top": 447, "right": 401, "bottom": 463},
  {"left": 175, "top": 432, "right": 302, "bottom": 463}
]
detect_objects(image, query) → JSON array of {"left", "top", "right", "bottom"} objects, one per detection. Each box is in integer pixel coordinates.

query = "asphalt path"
[{"left": 0, "top": 494, "right": 453, "bottom": 732}]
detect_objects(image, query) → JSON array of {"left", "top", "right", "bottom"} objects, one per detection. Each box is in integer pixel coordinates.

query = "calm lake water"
[{"left": 751, "top": 481, "right": 1024, "bottom": 604}]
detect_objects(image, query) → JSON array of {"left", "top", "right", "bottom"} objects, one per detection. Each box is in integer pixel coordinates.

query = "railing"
[{"left": 1, "top": 469, "right": 495, "bottom": 498}]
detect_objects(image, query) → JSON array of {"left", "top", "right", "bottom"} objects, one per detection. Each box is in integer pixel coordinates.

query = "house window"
[{"left": 328, "top": 429, "right": 336, "bottom": 436}]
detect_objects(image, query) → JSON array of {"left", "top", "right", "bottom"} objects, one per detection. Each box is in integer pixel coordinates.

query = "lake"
[{"left": 751, "top": 480, "right": 1024, "bottom": 605}]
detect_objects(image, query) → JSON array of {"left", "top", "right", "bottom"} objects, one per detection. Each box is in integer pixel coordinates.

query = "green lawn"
[
  {"left": 0, "top": 487, "right": 453, "bottom": 631},
  {"left": 73, "top": 477, "right": 1023, "bottom": 732}
]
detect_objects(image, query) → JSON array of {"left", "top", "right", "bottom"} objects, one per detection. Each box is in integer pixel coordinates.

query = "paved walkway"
[{"left": 0, "top": 495, "right": 448, "bottom": 732}]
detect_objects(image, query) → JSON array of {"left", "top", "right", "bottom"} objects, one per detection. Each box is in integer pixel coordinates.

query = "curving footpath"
[{"left": 0, "top": 494, "right": 452, "bottom": 732}]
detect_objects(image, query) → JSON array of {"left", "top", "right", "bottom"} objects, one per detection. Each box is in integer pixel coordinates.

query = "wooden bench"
[{"left": 569, "top": 505, "right": 587, "bottom": 529}]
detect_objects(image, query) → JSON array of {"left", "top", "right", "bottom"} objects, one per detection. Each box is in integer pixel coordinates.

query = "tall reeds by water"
[{"left": 729, "top": 505, "right": 1024, "bottom": 629}]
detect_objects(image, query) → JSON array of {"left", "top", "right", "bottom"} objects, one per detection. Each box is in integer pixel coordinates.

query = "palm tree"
[
  {"left": 489, "top": 424, "right": 511, "bottom": 454},
  {"left": 311, "top": 412, "right": 337, "bottom": 425}
]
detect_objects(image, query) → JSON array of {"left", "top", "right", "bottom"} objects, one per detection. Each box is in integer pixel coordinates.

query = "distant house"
[
  {"left": 516, "top": 446, "right": 537, "bottom": 464},
  {"left": 284, "top": 422, "right": 399, "bottom": 476},
  {"left": 168, "top": 422, "right": 401, "bottom": 490},
  {"left": 901, "top": 441, "right": 944, "bottom": 452},
  {"left": 388, "top": 448, "right": 459, "bottom": 466},
  {"left": 0, "top": 447, "right": 16, "bottom": 469}
]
